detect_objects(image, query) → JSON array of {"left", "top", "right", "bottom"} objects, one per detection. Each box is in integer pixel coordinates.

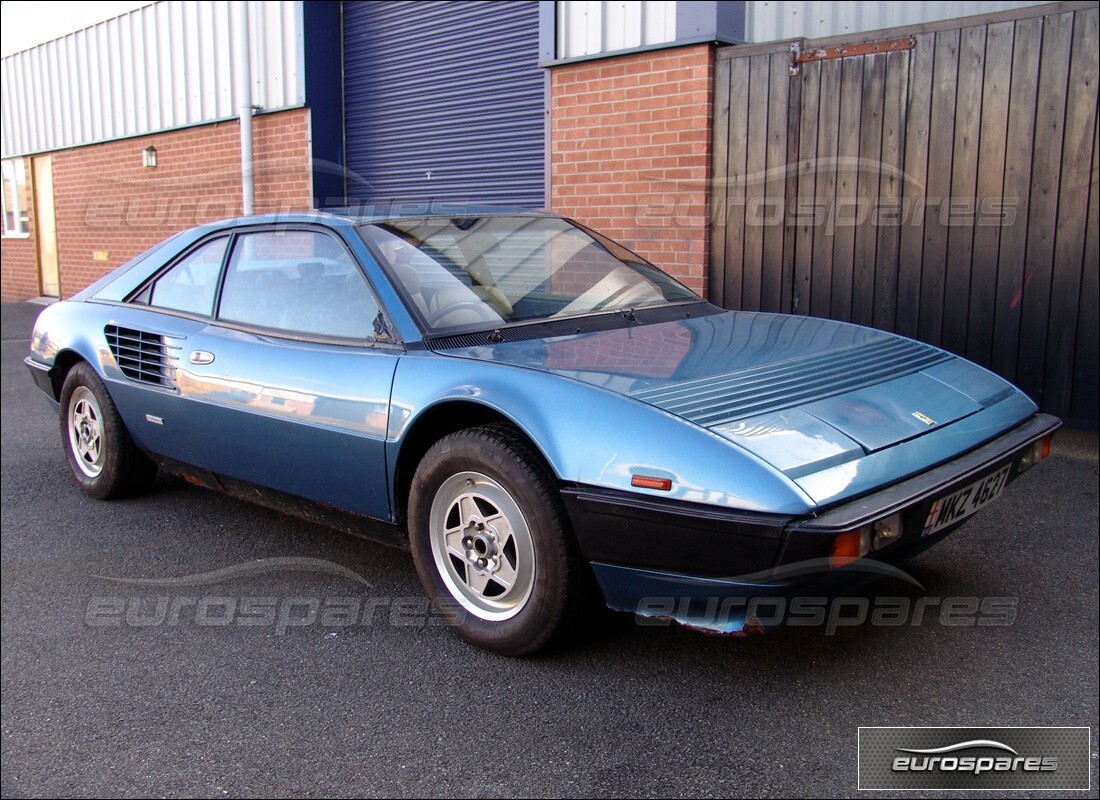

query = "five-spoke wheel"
[
  {"left": 59, "top": 362, "right": 157, "bottom": 499},
  {"left": 429, "top": 471, "right": 535, "bottom": 621},
  {"left": 67, "top": 385, "right": 105, "bottom": 478},
  {"left": 408, "top": 423, "right": 593, "bottom": 656}
]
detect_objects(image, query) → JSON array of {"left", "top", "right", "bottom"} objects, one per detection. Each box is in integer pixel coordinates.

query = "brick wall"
[
  {"left": 550, "top": 44, "right": 714, "bottom": 297},
  {"left": 0, "top": 108, "right": 312, "bottom": 301}
]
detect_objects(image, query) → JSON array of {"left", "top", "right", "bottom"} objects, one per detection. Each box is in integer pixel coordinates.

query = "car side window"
[
  {"left": 218, "top": 230, "right": 383, "bottom": 341},
  {"left": 148, "top": 237, "right": 228, "bottom": 316}
]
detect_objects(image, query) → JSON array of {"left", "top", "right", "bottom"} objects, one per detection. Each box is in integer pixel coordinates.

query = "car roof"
[
  {"left": 76, "top": 207, "right": 569, "bottom": 304},
  {"left": 204, "top": 206, "right": 565, "bottom": 230}
]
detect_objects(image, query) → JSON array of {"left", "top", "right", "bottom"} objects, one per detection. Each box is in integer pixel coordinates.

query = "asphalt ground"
[{"left": 1, "top": 300, "right": 1097, "bottom": 798}]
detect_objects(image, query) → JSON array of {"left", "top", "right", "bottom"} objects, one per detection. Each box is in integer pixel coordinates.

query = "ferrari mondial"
[{"left": 27, "top": 211, "right": 1058, "bottom": 654}]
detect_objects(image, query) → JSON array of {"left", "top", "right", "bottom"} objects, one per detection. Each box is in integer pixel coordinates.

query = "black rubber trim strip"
[
  {"left": 560, "top": 487, "right": 794, "bottom": 577},
  {"left": 426, "top": 302, "right": 721, "bottom": 349}
]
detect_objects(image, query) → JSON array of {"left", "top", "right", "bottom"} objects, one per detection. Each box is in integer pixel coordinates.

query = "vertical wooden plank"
[
  {"left": 741, "top": 53, "right": 771, "bottom": 312},
  {"left": 917, "top": 28, "right": 960, "bottom": 347},
  {"left": 830, "top": 56, "right": 863, "bottom": 322},
  {"left": 708, "top": 57, "right": 732, "bottom": 308},
  {"left": 760, "top": 50, "right": 789, "bottom": 313},
  {"left": 896, "top": 32, "right": 934, "bottom": 338},
  {"left": 852, "top": 52, "right": 885, "bottom": 327},
  {"left": 723, "top": 55, "right": 750, "bottom": 309},
  {"left": 1071, "top": 97, "right": 1098, "bottom": 424},
  {"left": 966, "top": 21, "right": 1014, "bottom": 367},
  {"left": 781, "top": 55, "right": 802, "bottom": 315},
  {"left": 1016, "top": 11, "right": 1074, "bottom": 405},
  {"left": 942, "top": 25, "right": 986, "bottom": 356},
  {"left": 873, "top": 48, "right": 909, "bottom": 331},
  {"left": 792, "top": 60, "right": 821, "bottom": 316},
  {"left": 810, "top": 58, "right": 841, "bottom": 319},
  {"left": 1044, "top": 7, "right": 1098, "bottom": 416},
  {"left": 991, "top": 16, "right": 1042, "bottom": 383}
]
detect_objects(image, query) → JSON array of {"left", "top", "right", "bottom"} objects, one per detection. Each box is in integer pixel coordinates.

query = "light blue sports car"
[{"left": 26, "top": 210, "right": 1059, "bottom": 654}]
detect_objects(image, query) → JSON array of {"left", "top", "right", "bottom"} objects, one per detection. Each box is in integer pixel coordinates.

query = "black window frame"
[
  {"left": 128, "top": 233, "right": 232, "bottom": 314},
  {"left": 138, "top": 235, "right": 231, "bottom": 317},
  {"left": 125, "top": 223, "right": 402, "bottom": 349}
]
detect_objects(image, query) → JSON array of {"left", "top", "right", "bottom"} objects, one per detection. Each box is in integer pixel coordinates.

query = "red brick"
[
  {"left": 549, "top": 44, "right": 714, "bottom": 297},
  {"left": 2, "top": 108, "right": 311, "bottom": 301}
]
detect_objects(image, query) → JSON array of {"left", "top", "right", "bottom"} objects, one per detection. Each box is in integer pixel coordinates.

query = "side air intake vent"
[{"left": 105, "top": 325, "right": 178, "bottom": 388}]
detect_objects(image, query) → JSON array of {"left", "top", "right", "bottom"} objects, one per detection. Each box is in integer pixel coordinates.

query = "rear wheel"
[
  {"left": 408, "top": 424, "right": 593, "bottom": 656},
  {"left": 59, "top": 362, "right": 157, "bottom": 499}
]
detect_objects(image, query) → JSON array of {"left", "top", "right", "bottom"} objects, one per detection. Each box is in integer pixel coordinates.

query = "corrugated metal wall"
[
  {"left": 0, "top": 0, "right": 304, "bottom": 158},
  {"left": 557, "top": 0, "right": 677, "bottom": 58},
  {"left": 709, "top": 2, "right": 1099, "bottom": 424},
  {"left": 343, "top": 1, "right": 545, "bottom": 209},
  {"left": 554, "top": 1, "right": 1052, "bottom": 58},
  {"left": 745, "top": 0, "right": 1049, "bottom": 42}
]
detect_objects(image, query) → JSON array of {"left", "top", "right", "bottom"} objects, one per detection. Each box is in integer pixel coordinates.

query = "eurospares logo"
[
  {"left": 893, "top": 739, "right": 1057, "bottom": 774},
  {"left": 858, "top": 727, "right": 1090, "bottom": 790}
]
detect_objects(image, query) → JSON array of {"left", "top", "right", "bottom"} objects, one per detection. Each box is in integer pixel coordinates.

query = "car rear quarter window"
[
  {"left": 217, "top": 230, "right": 382, "bottom": 341},
  {"left": 149, "top": 237, "right": 228, "bottom": 316}
]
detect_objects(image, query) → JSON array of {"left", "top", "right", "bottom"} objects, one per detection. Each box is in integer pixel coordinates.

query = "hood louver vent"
[
  {"left": 105, "top": 325, "right": 178, "bottom": 388},
  {"left": 630, "top": 337, "right": 951, "bottom": 427}
]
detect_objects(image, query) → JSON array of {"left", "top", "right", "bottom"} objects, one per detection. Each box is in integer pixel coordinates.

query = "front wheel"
[
  {"left": 408, "top": 424, "right": 593, "bottom": 656},
  {"left": 59, "top": 362, "right": 157, "bottom": 499}
]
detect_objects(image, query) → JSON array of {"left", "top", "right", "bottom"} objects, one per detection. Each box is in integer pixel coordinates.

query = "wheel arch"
[
  {"left": 391, "top": 400, "right": 557, "bottom": 531},
  {"left": 49, "top": 349, "right": 91, "bottom": 401}
]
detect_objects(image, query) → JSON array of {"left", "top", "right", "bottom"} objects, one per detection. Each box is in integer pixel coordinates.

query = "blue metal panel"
[
  {"left": 303, "top": 0, "right": 345, "bottom": 206},
  {"left": 342, "top": 1, "right": 545, "bottom": 209}
]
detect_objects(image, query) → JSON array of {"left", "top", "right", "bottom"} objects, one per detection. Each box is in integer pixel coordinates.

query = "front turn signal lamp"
[
  {"left": 831, "top": 510, "right": 902, "bottom": 567},
  {"left": 830, "top": 526, "right": 871, "bottom": 568}
]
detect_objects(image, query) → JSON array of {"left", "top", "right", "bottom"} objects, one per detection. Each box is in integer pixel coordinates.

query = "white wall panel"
[
  {"left": 557, "top": 0, "right": 677, "bottom": 58},
  {"left": 745, "top": 0, "right": 1049, "bottom": 42},
  {"left": 0, "top": 0, "right": 304, "bottom": 157}
]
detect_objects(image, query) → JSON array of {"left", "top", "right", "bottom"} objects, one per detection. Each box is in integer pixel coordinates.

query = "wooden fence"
[{"left": 709, "top": 1, "right": 1098, "bottom": 424}]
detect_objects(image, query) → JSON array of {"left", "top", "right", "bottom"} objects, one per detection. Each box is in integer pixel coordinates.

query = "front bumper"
[
  {"left": 24, "top": 357, "right": 59, "bottom": 405},
  {"left": 562, "top": 413, "right": 1062, "bottom": 632}
]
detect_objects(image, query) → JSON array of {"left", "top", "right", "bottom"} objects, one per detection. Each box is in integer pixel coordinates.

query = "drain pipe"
[{"left": 233, "top": 1, "right": 255, "bottom": 215}]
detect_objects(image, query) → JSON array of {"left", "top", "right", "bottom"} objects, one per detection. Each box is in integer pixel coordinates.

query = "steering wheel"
[
  {"left": 473, "top": 285, "right": 514, "bottom": 318},
  {"left": 426, "top": 301, "right": 500, "bottom": 328}
]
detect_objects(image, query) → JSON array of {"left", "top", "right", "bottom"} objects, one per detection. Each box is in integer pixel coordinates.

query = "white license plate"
[{"left": 922, "top": 465, "right": 1012, "bottom": 536}]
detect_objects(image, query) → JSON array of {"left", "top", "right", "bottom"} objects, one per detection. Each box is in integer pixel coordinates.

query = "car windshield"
[{"left": 359, "top": 215, "right": 699, "bottom": 332}]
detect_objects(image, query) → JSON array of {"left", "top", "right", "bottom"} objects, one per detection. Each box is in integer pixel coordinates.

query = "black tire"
[
  {"left": 59, "top": 362, "right": 157, "bottom": 499},
  {"left": 408, "top": 423, "right": 594, "bottom": 656}
]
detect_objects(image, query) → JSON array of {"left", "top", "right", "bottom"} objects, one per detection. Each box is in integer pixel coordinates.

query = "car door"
[
  {"left": 170, "top": 226, "right": 401, "bottom": 521},
  {"left": 100, "top": 233, "right": 232, "bottom": 465}
]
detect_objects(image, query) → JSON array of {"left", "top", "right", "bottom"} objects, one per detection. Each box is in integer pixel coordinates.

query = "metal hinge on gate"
[{"left": 790, "top": 36, "right": 915, "bottom": 75}]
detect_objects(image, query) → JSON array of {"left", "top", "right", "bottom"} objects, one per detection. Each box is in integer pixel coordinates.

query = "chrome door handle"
[{"left": 189, "top": 350, "right": 215, "bottom": 365}]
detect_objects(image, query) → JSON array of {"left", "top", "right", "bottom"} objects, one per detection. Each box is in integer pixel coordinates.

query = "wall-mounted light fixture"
[{"left": 142, "top": 145, "right": 158, "bottom": 168}]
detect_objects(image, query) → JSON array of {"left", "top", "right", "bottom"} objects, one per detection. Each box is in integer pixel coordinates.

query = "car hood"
[{"left": 435, "top": 310, "right": 1036, "bottom": 505}]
